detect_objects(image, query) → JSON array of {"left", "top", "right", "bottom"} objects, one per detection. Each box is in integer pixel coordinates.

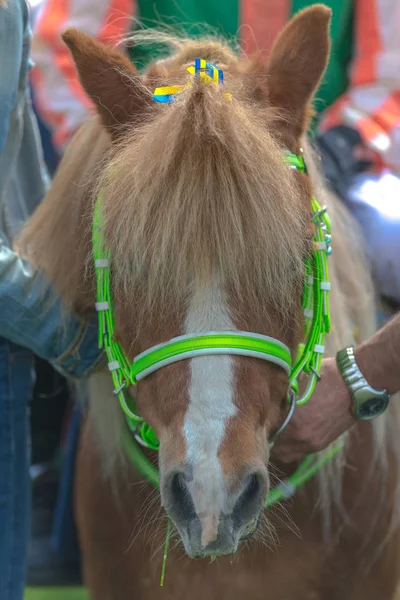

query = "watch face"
[{"left": 359, "top": 396, "right": 390, "bottom": 419}]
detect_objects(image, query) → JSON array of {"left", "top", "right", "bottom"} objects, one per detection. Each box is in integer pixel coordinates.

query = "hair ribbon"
[{"left": 153, "top": 58, "right": 231, "bottom": 103}]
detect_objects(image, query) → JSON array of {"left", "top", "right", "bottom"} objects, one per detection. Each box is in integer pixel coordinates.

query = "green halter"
[{"left": 92, "top": 151, "right": 340, "bottom": 506}]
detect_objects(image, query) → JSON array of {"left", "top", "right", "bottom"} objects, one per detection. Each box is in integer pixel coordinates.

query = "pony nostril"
[
  {"left": 239, "top": 474, "right": 260, "bottom": 506},
  {"left": 171, "top": 472, "right": 185, "bottom": 501},
  {"left": 167, "top": 472, "right": 196, "bottom": 524},
  {"left": 232, "top": 472, "right": 266, "bottom": 527}
]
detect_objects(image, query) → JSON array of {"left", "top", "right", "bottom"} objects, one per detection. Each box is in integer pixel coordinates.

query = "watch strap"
[{"left": 336, "top": 346, "right": 389, "bottom": 420}]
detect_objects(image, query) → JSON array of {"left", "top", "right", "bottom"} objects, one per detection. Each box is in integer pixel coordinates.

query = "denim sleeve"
[
  {"left": 0, "top": 239, "right": 104, "bottom": 378},
  {"left": 0, "top": 2, "right": 104, "bottom": 377}
]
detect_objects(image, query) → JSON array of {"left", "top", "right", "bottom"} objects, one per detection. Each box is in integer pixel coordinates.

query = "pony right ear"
[
  {"left": 266, "top": 5, "right": 331, "bottom": 144},
  {"left": 62, "top": 28, "right": 152, "bottom": 134}
]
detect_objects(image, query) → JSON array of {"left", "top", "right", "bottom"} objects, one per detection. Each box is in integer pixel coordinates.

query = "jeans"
[{"left": 0, "top": 338, "right": 35, "bottom": 599}]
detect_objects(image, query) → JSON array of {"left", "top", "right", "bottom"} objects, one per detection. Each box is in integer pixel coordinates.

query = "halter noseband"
[{"left": 133, "top": 332, "right": 292, "bottom": 381}]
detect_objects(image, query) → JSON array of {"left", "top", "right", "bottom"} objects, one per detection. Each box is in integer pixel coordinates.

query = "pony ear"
[
  {"left": 266, "top": 5, "right": 331, "bottom": 142},
  {"left": 62, "top": 28, "right": 152, "bottom": 134}
]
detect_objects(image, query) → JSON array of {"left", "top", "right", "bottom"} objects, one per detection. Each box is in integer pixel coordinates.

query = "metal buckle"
[
  {"left": 269, "top": 388, "right": 297, "bottom": 446},
  {"left": 312, "top": 206, "right": 327, "bottom": 223},
  {"left": 113, "top": 380, "right": 128, "bottom": 396},
  {"left": 310, "top": 366, "right": 321, "bottom": 381},
  {"left": 133, "top": 430, "right": 153, "bottom": 449}
]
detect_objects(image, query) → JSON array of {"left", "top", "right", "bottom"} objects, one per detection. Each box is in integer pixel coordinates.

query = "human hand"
[{"left": 272, "top": 357, "right": 355, "bottom": 463}]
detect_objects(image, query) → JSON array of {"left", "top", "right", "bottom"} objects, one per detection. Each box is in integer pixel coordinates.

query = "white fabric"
[{"left": 348, "top": 172, "right": 400, "bottom": 302}]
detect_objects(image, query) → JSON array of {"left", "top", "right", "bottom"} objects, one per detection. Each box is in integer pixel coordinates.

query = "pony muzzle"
[{"left": 161, "top": 467, "right": 269, "bottom": 557}]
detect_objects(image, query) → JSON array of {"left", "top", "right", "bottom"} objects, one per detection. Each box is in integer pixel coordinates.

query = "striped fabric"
[
  {"left": 31, "top": 0, "right": 134, "bottom": 149},
  {"left": 240, "top": 0, "right": 289, "bottom": 58},
  {"left": 31, "top": 0, "right": 400, "bottom": 171}
]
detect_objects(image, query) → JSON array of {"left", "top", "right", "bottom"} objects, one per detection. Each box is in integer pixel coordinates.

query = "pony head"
[{"left": 61, "top": 5, "right": 331, "bottom": 558}]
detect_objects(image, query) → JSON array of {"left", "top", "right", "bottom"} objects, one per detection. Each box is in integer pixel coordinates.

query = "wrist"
[
  {"left": 337, "top": 346, "right": 390, "bottom": 419},
  {"left": 354, "top": 332, "right": 399, "bottom": 397},
  {"left": 353, "top": 344, "right": 384, "bottom": 393},
  {"left": 321, "top": 356, "right": 354, "bottom": 423},
  {"left": 350, "top": 314, "right": 400, "bottom": 397}
]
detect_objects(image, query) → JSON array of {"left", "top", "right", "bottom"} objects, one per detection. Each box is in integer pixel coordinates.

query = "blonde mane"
[{"left": 97, "top": 71, "right": 307, "bottom": 326}]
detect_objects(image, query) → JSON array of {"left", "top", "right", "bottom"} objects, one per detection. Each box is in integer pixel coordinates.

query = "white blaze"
[{"left": 183, "top": 279, "right": 237, "bottom": 546}]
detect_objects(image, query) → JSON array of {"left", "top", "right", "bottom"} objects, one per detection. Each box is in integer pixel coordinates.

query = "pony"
[{"left": 19, "top": 5, "right": 400, "bottom": 598}]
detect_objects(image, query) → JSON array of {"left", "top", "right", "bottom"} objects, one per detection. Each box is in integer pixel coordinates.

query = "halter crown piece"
[{"left": 92, "top": 59, "right": 341, "bottom": 505}]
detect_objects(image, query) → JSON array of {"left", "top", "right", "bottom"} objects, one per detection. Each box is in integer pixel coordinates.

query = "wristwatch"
[{"left": 336, "top": 346, "right": 390, "bottom": 420}]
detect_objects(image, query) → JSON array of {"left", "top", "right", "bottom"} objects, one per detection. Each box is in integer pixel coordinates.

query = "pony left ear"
[
  {"left": 62, "top": 28, "right": 152, "bottom": 135},
  {"left": 266, "top": 5, "right": 331, "bottom": 143}
]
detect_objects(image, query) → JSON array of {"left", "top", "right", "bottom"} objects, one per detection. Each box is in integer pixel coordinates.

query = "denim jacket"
[{"left": 0, "top": 0, "right": 103, "bottom": 377}]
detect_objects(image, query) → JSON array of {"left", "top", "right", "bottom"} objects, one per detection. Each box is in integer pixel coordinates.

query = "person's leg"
[{"left": 0, "top": 339, "right": 35, "bottom": 600}]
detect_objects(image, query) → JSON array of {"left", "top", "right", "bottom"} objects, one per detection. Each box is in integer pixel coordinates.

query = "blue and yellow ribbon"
[
  {"left": 152, "top": 85, "right": 185, "bottom": 103},
  {"left": 153, "top": 58, "right": 229, "bottom": 103}
]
